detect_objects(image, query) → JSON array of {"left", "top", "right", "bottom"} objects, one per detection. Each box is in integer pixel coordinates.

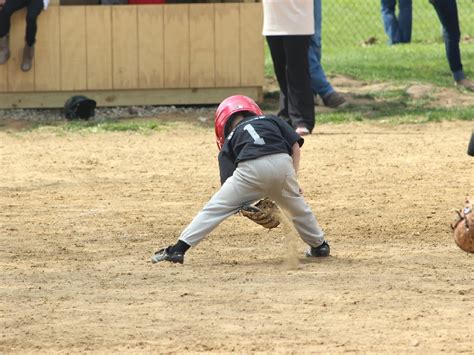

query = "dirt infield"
[{"left": 1, "top": 120, "right": 473, "bottom": 353}]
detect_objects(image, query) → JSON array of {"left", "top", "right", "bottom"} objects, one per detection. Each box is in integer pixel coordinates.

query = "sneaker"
[
  {"left": 305, "top": 241, "right": 330, "bottom": 257},
  {"left": 151, "top": 247, "right": 184, "bottom": 264},
  {"left": 455, "top": 78, "right": 474, "bottom": 92},
  {"left": 295, "top": 126, "right": 310, "bottom": 136},
  {"left": 322, "top": 91, "right": 346, "bottom": 108}
]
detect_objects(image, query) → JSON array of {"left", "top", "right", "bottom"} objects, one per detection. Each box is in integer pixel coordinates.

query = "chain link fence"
[{"left": 321, "top": 0, "right": 474, "bottom": 51}]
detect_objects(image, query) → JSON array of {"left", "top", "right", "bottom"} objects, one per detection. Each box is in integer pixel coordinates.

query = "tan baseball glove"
[
  {"left": 451, "top": 197, "right": 474, "bottom": 253},
  {"left": 240, "top": 198, "right": 280, "bottom": 229}
]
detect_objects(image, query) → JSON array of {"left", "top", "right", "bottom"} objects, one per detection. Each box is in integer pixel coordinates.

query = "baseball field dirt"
[{"left": 1, "top": 120, "right": 473, "bottom": 352}]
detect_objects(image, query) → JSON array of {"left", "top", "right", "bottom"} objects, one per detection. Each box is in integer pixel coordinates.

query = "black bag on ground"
[{"left": 64, "top": 96, "right": 97, "bottom": 120}]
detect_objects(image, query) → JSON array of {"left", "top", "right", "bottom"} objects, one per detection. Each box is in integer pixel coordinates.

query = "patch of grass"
[
  {"left": 264, "top": 0, "right": 474, "bottom": 86},
  {"left": 317, "top": 105, "right": 474, "bottom": 125},
  {"left": 26, "top": 118, "right": 176, "bottom": 134},
  {"left": 323, "top": 43, "right": 474, "bottom": 87},
  {"left": 369, "top": 89, "right": 410, "bottom": 101}
]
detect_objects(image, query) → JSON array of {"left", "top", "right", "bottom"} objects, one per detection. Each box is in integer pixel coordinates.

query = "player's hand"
[{"left": 299, "top": 186, "right": 304, "bottom": 195}]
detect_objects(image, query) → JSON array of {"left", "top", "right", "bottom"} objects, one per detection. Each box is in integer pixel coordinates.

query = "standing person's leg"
[
  {"left": 398, "top": 0, "right": 412, "bottom": 43},
  {"left": 430, "top": 0, "right": 472, "bottom": 90},
  {"left": 381, "top": 0, "right": 400, "bottom": 45},
  {"left": 266, "top": 36, "right": 290, "bottom": 122},
  {"left": 309, "top": 0, "right": 333, "bottom": 99},
  {"left": 21, "top": 0, "right": 43, "bottom": 71},
  {"left": 308, "top": 0, "right": 346, "bottom": 108},
  {"left": 430, "top": 0, "right": 463, "bottom": 81},
  {"left": 313, "top": 0, "right": 322, "bottom": 62},
  {"left": 308, "top": 38, "right": 333, "bottom": 98},
  {"left": 283, "top": 35, "right": 315, "bottom": 133},
  {"left": 0, "top": 0, "right": 28, "bottom": 64}
]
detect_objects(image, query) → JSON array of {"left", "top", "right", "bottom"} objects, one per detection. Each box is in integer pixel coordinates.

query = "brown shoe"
[
  {"left": 455, "top": 78, "right": 474, "bottom": 92},
  {"left": 322, "top": 91, "right": 346, "bottom": 108},
  {"left": 0, "top": 35, "right": 10, "bottom": 64},
  {"left": 21, "top": 43, "right": 34, "bottom": 72}
]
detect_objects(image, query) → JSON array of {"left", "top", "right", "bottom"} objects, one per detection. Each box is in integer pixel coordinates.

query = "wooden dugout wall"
[{"left": 0, "top": 3, "right": 264, "bottom": 108}]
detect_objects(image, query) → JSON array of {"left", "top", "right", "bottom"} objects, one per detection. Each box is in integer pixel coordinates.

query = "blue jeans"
[
  {"left": 430, "top": 0, "right": 464, "bottom": 81},
  {"left": 381, "top": 0, "right": 412, "bottom": 45},
  {"left": 308, "top": 0, "right": 334, "bottom": 98}
]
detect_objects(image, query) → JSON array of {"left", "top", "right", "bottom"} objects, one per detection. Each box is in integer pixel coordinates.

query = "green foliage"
[
  {"left": 263, "top": 0, "right": 474, "bottom": 124},
  {"left": 264, "top": 0, "right": 474, "bottom": 86},
  {"left": 317, "top": 105, "right": 474, "bottom": 125},
  {"left": 323, "top": 0, "right": 473, "bottom": 49},
  {"left": 323, "top": 43, "right": 474, "bottom": 86},
  {"left": 26, "top": 119, "right": 174, "bottom": 134},
  {"left": 64, "top": 119, "right": 165, "bottom": 133}
]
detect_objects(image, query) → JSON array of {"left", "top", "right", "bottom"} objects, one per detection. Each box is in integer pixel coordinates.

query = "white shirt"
[
  {"left": 262, "top": 0, "right": 314, "bottom": 36},
  {"left": 43, "top": 0, "right": 49, "bottom": 10}
]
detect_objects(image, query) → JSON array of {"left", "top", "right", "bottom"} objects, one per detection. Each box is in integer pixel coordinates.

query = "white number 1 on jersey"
[{"left": 243, "top": 124, "right": 265, "bottom": 145}]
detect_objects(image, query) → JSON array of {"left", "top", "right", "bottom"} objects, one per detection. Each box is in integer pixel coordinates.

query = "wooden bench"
[{"left": 0, "top": 1, "right": 263, "bottom": 108}]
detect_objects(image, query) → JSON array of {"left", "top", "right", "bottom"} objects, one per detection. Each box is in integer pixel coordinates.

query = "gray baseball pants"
[{"left": 179, "top": 153, "right": 325, "bottom": 248}]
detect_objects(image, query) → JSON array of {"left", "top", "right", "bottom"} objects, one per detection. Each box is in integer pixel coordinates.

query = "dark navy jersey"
[{"left": 218, "top": 115, "right": 304, "bottom": 185}]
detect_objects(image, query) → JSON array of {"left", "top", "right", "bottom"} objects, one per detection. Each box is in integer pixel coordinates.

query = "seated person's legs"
[
  {"left": 0, "top": 0, "right": 29, "bottom": 64},
  {"left": 21, "top": 0, "right": 44, "bottom": 71}
]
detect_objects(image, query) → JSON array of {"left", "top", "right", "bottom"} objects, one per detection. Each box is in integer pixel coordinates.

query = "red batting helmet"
[{"left": 214, "top": 95, "right": 263, "bottom": 150}]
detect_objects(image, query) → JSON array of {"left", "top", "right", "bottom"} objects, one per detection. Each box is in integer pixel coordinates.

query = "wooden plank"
[
  {"left": 163, "top": 5, "right": 189, "bottom": 88},
  {"left": 7, "top": 10, "right": 35, "bottom": 92},
  {"left": 0, "top": 53, "right": 7, "bottom": 92},
  {"left": 138, "top": 6, "right": 164, "bottom": 89},
  {"left": 0, "top": 87, "right": 261, "bottom": 108},
  {"left": 86, "top": 6, "right": 113, "bottom": 90},
  {"left": 112, "top": 6, "right": 138, "bottom": 89},
  {"left": 240, "top": 3, "right": 264, "bottom": 86},
  {"left": 35, "top": 6, "right": 61, "bottom": 91},
  {"left": 60, "top": 6, "right": 87, "bottom": 90},
  {"left": 189, "top": 4, "right": 215, "bottom": 88},
  {"left": 215, "top": 3, "right": 240, "bottom": 87}
]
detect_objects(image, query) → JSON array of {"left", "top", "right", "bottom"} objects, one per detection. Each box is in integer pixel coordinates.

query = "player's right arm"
[
  {"left": 291, "top": 142, "right": 304, "bottom": 195},
  {"left": 291, "top": 142, "right": 301, "bottom": 176}
]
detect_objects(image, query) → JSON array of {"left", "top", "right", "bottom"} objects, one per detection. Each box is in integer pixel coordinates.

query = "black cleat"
[
  {"left": 151, "top": 247, "right": 184, "bottom": 264},
  {"left": 305, "top": 241, "right": 330, "bottom": 257}
]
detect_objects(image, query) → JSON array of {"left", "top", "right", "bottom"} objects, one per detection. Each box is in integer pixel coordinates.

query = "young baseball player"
[{"left": 151, "top": 95, "right": 330, "bottom": 264}]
